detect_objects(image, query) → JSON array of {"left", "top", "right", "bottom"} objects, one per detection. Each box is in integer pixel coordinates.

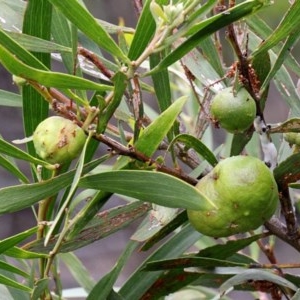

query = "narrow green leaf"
[
  {"left": 198, "top": 36, "right": 224, "bottom": 78},
  {"left": 51, "top": 7, "right": 78, "bottom": 75},
  {"left": 6, "top": 31, "right": 71, "bottom": 53},
  {"left": 79, "top": 170, "right": 213, "bottom": 210},
  {"left": 251, "top": 49, "right": 271, "bottom": 110},
  {"left": 139, "top": 253, "right": 257, "bottom": 299},
  {"left": 145, "top": 257, "right": 247, "bottom": 271},
  {"left": 119, "top": 224, "right": 201, "bottom": 299},
  {"left": 0, "top": 227, "right": 37, "bottom": 254},
  {"left": 185, "top": 0, "right": 218, "bottom": 26},
  {"left": 0, "top": 90, "right": 22, "bottom": 107},
  {"left": 0, "top": 255, "right": 29, "bottom": 300},
  {"left": 22, "top": 0, "right": 52, "bottom": 157},
  {"left": 97, "top": 19, "right": 134, "bottom": 35},
  {"left": 128, "top": 0, "right": 169, "bottom": 60},
  {"left": 114, "top": 96, "right": 187, "bottom": 170},
  {"left": 0, "top": 156, "right": 107, "bottom": 214},
  {"left": 60, "top": 253, "right": 95, "bottom": 293},
  {"left": 151, "top": 0, "right": 267, "bottom": 73},
  {"left": 26, "top": 202, "right": 150, "bottom": 253},
  {"left": 169, "top": 134, "right": 218, "bottom": 167},
  {"left": 0, "top": 137, "right": 53, "bottom": 168},
  {"left": 0, "top": 0, "right": 25, "bottom": 33},
  {"left": 269, "top": 118, "right": 300, "bottom": 133},
  {"left": 0, "top": 29, "right": 47, "bottom": 70},
  {"left": 260, "top": 31, "right": 300, "bottom": 94},
  {"left": 87, "top": 241, "right": 138, "bottom": 300},
  {"left": 274, "top": 67, "right": 300, "bottom": 116},
  {"left": 65, "top": 190, "right": 112, "bottom": 242},
  {"left": 274, "top": 152, "right": 300, "bottom": 189},
  {"left": 0, "top": 45, "right": 113, "bottom": 91},
  {"left": 0, "top": 274, "right": 31, "bottom": 292},
  {"left": 138, "top": 211, "right": 188, "bottom": 251},
  {"left": 0, "top": 155, "right": 29, "bottom": 183},
  {"left": 198, "top": 234, "right": 262, "bottom": 259},
  {"left": 289, "top": 183, "right": 300, "bottom": 189},
  {"left": 48, "top": 0, "right": 128, "bottom": 62},
  {"left": 149, "top": 51, "right": 172, "bottom": 113},
  {"left": 5, "top": 247, "right": 48, "bottom": 259},
  {"left": 31, "top": 278, "right": 49, "bottom": 300},
  {"left": 230, "top": 130, "right": 254, "bottom": 156},
  {"left": 44, "top": 133, "right": 96, "bottom": 246},
  {"left": 51, "top": 7, "right": 75, "bottom": 74},
  {"left": 98, "top": 71, "right": 128, "bottom": 133},
  {"left": 252, "top": 1, "right": 300, "bottom": 58},
  {"left": 243, "top": 18, "right": 300, "bottom": 116},
  {"left": 136, "top": 269, "right": 202, "bottom": 299},
  {"left": 180, "top": 44, "right": 226, "bottom": 93},
  {"left": 220, "top": 269, "right": 298, "bottom": 296},
  {"left": 247, "top": 14, "right": 300, "bottom": 77},
  {"left": 0, "top": 261, "right": 29, "bottom": 278},
  {"left": 135, "top": 96, "right": 187, "bottom": 156}
]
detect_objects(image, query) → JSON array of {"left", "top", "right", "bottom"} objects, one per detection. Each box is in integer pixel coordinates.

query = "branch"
[
  {"left": 265, "top": 216, "right": 300, "bottom": 252},
  {"left": 95, "top": 133, "right": 198, "bottom": 186}
]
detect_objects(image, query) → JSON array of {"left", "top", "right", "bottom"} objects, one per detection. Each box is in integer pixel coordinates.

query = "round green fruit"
[
  {"left": 33, "top": 116, "right": 86, "bottom": 164},
  {"left": 210, "top": 87, "right": 256, "bottom": 133},
  {"left": 187, "top": 156, "right": 278, "bottom": 237}
]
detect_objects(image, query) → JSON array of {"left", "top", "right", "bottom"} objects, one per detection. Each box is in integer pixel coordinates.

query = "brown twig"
[
  {"left": 255, "top": 236, "right": 277, "bottom": 265},
  {"left": 130, "top": 75, "right": 145, "bottom": 142},
  {"left": 225, "top": 8, "right": 263, "bottom": 121},
  {"left": 77, "top": 47, "right": 113, "bottom": 79},
  {"left": 279, "top": 190, "right": 299, "bottom": 239},
  {"left": 94, "top": 133, "right": 198, "bottom": 186},
  {"left": 265, "top": 217, "right": 300, "bottom": 252}
]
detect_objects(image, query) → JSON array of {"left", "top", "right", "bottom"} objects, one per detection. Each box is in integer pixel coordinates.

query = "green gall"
[
  {"left": 33, "top": 116, "right": 86, "bottom": 164},
  {"left": 210, "top": 87, "right": 256, "bottom": 133},
  {"left": 187, "top": 156, "right": 278, "bottom": 237}
]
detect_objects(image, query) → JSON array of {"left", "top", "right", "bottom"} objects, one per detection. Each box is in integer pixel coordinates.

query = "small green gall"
[
  {"left": 210, "top": 87, "right": 256, "bottom": 133},
  {"left": 33, "top": 116, "right": 86, "bottom": 164}
]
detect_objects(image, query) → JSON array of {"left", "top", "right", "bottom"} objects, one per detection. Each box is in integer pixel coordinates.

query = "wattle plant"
[
  {"left": 210, "top": 87, "right": 256, "bottom": 133},
  {"left": 187, "top": 156, "right": 278, "bottom": 237},
  {"left": 33, "top": 116, "right": 86, "bottom": 164}
]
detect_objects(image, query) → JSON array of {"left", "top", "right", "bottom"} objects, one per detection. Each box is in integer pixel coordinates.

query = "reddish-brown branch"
[
  {"left": 77, "top": 47, "right": 113, "bottom": 79},
  {"left": 94, "top": 133, "right": 198, "bottom": 186},
  {"left": 279, "top": 190, "right": 299, "bottom": 239},
  {"left": 265, "top": 217, "right": 300, "bottom": 252}
]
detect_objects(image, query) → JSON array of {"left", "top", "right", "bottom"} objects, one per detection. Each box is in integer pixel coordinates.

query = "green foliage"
[{"left": 0, "top": 0, "right": 300, "bottom": 299}]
